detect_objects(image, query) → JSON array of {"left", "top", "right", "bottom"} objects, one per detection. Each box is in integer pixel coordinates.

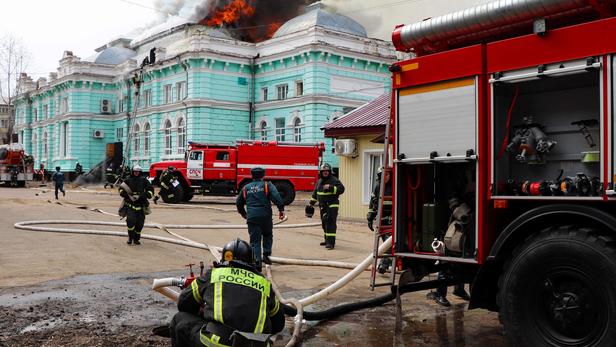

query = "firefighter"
[
  {"left": 367, "top": 167, "right": 392, "bottom": 274},
  {"left": 154, "top": 166, "right": 179, "bottom": 204},
  {"left": 118, "top": 165, "right": 154, "bottom": 245},
  {"left": 52, "top": 166, "right": 66, "bottom": 199},
  {"left": 104, "top": 163, "right": 118, "bottom": 189},
  {"left": 170, "top": 238, "right": 285, "bottom": 347},
  {"left": 236, "top": 167, "right": 285, "bottom": 272},
  {"left": 307, "top": 163, "right": 345, "bottom": 249},
  {"left": 74, "top": 161, "right": 83, "bottom": 177}
]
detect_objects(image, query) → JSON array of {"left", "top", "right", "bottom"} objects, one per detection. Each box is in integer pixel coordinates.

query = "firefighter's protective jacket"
[
  {"left": 368, "top": 179, "right": 392, "bottom": 220},
  {"left": 159, "top": 170, "right": 175, "bottom": 190},
  {"left": 177, "top": 265, "right": 285, "bottom": 345},
  {"left": 236, "top": 180, "right": 284, "bottom": 220},
  {"left": 119, "top": 176, "right": 154, "bottom": 210},
  {"left": 310, "top": 175, "right": 345, "bottom": 207}
]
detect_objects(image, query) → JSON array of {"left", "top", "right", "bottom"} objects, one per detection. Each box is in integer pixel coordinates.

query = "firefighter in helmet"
[
  {"left": 367, "top": 167, "right": 393, "bottom": 274},
  {"left": 154, "top": 165, "right": 180, "bottom": 204},
  {"left": 306, "top": 163, "right": 345, "bottom": 249},
  {"left": 236, "top": 167, "right": 285, "bottom": 272},
  {"left": 170, "top": 238, "right": 285, "bottom": 347},
  {"left": 118, "top": 165, "right": 154, "bottom": 245}
]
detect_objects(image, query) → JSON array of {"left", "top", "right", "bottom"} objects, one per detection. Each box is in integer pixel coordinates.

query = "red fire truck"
[
  {"left": 149, "top": 140, "right": 325, "bottom": 205},
  {"left": 374, "top": 1, "right": 616, "bottom": 346},
  {"left": 0, "top": 144, "right": 34, "bottom": 187}
]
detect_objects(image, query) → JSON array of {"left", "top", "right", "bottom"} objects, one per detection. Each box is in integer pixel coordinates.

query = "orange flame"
[{"left": 205, "top": 0, "right": 255, "bottom": 27}]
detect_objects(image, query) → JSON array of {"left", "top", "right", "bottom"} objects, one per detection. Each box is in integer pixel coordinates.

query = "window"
[
  {"left": 132, "top": 124, "right": 140, "bottom": 155},
  {"left": 118, "top": 98, "right": 124, "bottom": 113},
  {"left": 275, "top": 117, "right": 285, "bottom": 141},
  {"left": 176, "top": 81, "right": 186, "bottom": 101},
  {"left": 164, "top": 119, "right": 172, "bottom": 155},
  {"left": 177, "top": 118, "right": 186, "bottom": 155},
  {"left": 363, "top": 151, "right": 384, "bottom": 203},
  {"left": 0, "top": 119, "right": 6, "bottom": 128},
  {"left": 144, "top": 90, "right": 152, "bottom": 107},
  {"left": 215, "top": 152, "right": 230, "bottom": 161},
  {"left": 60, "top": 122, "right": 68, "bottom": 157},
  {"left": 295, "top": 81, "right": 303, "bottom": 97},
  {"left": 116, "top": 127, "right": 124, "bottom": 141},
  {"left": 43, "top": 105, "right": 48, "bottom": 119},
  {"left": 33, "top": 108, "right": 38, "bottom": 122},
  {"left": 189, "top": 151, "right": 202, "bottom": 161},
  {"left": 164, "top": 84, "right": 172, "bottom": 104},
  {"left": 60, "top": 97, "right": 68, "bottom": 114},
  {"left": 32, "top": 133, "right": 37, "bottom": 160},
  {"left": 262, "top": 87, "right": 268, "bottom": 101},
  {"left": 42, "top": 131, "right": 48, "bottom": 160},
  {"left": 143, "top": 122, "right": 151, "bottom": 157},
  {"left": 293, "top": 117, "right": 302, "bottom": 142},
  {"left": 277, "top": 84, "right": 288, "bottom": 100},
  {"left": 260, "top": 120, "right": 268, "bottom": 141}
]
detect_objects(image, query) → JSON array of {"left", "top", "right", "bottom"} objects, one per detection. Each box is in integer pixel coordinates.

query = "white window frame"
[
  {"left": 176, "top": 81, "right": 186, "bottom": 101},
  {"left": 132, "top": 123, "right": 141, "bottom": 155},
  {"left": 164, "top": 84, "right": 172, "bottom": 104},
  {"left": 260, "top": 120, "right": 268, "bottom": 140},
  {"left": 177, "top": 117, "right": 186, "bottom": 155},
  {"left": 42, "top": 131, "right": 48, "bottom": 160},
  {"left": 275, "top": 117, "right": 285, "bottom": 141},
  {"left": 60, "top": 97, "right": 68, "bottom": 114},
  {"left": 43, "top": 105, "right": 48, "bottom": 119},
  {"left": 276, "top": 84, "right": 288, "bottom": 100},
  {"left": 143, "top": 122, "right": 151, "bottom": 157},
  {"left": 116, "top": 127, "right": 124, "bottom": 141},
  {"left": 262, "top": 87, "right": 268, "bottom": 101},
  {"left": 60, "top": 122, "right": 68, "bottom": 157},
  {"left": 144, "top": 90, "right": 152, "bottom": 108},
  {"left": 362, "top": 149, "right": 384, "bottom": 204},
  {"left": 295, "top": 80, "right": 303, "bottom": 97},
  {"left": 32, "top": 132, "right": 37, "bottom": 160},
  {"left": 33, "top": 108, "right": 38, "bottom": 122},
  {"left": 164, "top": 119, "right": 172, "bottom": 155},
  {"left": 293, "top": 117, "right": 302, "bottom": 142}
]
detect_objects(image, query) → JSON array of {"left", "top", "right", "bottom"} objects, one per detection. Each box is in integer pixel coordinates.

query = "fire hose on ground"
[{"left": 14, "top": 214, "right": 395, "bottom": 346}]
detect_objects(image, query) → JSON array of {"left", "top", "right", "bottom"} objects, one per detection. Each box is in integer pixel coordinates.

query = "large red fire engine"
[
  {"left": 372, "top": 1, "right": 616, "bottom": 346},
  {"left": 149, "top": 140, "right": 325, "bottom": 205},
  {"left": 0, "top": 144, "right": 33, "bottom": 187}
]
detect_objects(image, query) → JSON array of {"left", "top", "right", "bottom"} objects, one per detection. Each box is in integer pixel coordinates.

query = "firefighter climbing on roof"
[
  {"left": 169, "top": 238, "right": 285, "bottom": 347},
  {"left": 236, "top": 167, "right": 285, "bottom": 272},
  {"left": 118, "top": 165, "right": 154, "bottom": 245},
  {"left": 367, "top": 167, "right": 392, "bottom": 273},
  {"left": 306, "top": 163, "right": 345, "bottom": 249}
]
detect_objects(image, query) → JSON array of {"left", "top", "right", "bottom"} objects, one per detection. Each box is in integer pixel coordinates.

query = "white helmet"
[{"left": 132, "top": 165, "right": 143, "bottom": 172}]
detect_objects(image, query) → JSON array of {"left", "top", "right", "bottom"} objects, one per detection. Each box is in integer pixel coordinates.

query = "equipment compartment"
[{"left": 492, "top": 68, "right": 601, "bottom": 197}]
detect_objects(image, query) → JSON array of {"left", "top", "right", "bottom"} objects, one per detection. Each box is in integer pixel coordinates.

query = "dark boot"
[
  {"left": 377, "top": 258, "right": 392, "bottom": 274},
  {"left": 133, "top": 239, "right": 141, "bottom": 245},
  {"left": 127, "top": 238, "right": 133, "bottom": 245},
  {"left": 453, "top": 287, "right": 471, "bottom": 301},
  {"left": 427, "top": 291, "right": 451, "bottom": 307},
  {"left": 325, "top": 243, "right": 335, "bottom": 250},
  {"left": 263, "top": 254, "right": 272, "bottom": 265},
  {"left": 319, "top": 241, "right": 326, "bottom": 246}
]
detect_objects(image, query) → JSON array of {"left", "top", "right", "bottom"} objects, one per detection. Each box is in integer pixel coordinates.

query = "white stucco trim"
[{"left": 362, "top": 149, "right": 384, "bottom": 205}]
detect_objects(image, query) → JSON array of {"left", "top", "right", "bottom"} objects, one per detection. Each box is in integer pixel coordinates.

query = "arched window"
[
  {"left": 260, "top": 120, "right": 268, "bottom": 141},
  {"left": 164, "top": 119, "right": 172, "bottom": 155},
  {"left": 32, "top": 133, "right": 37, "bottom": 161},
  {"left": 132, "top": 123, "right": 140, "bottom": 156},
  {"left": 143, "top": 122, "right": 151, "bottom": 157},
  {"left": 177, "top": 117, "right": 186, "bottom": 155},
  {"left": 293, "top": 117, "right": 302, "bottom": 142},
  {"left": 42, "top": 131, "right": 48, "bottom": 160}
]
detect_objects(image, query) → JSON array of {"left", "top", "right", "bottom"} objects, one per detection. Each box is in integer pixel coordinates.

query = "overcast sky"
[{"left": 1, "top": 0, "right": 486, "bottom": 79}]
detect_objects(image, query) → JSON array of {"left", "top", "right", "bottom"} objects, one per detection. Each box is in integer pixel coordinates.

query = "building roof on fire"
[
  {"left": 273, "top": 3, "right": 367, "bottom": 38},
  {"left": 323, "top": 92, "right": 389, "bottom": 137}
]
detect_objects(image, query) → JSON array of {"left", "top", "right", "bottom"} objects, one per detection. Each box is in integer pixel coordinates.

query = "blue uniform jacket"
[
  {"left": 236, "top": 180, "right": 284, "bottom": 220},
  {"left": 52, "top": 171, "right": 65, "bottom": 185}
]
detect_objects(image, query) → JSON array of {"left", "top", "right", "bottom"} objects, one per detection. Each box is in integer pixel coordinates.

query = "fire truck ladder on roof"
[{"left": 370, "top": 104, "right": 396, "bottom": 291}]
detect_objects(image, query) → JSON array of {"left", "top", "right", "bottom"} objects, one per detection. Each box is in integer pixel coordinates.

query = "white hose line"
[
  {"left": 266, "top": 266, "right": 304, "bottom": 347},
  {"left": 299, "top": 237, "right": 392, "bottom": 307}
]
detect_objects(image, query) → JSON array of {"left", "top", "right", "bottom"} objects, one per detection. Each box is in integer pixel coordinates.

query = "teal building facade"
[{"left": 14, "top": 5, "right": 396, "bottom": 172}]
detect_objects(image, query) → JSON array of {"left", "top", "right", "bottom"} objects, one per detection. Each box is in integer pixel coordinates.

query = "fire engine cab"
[
  {"left": 371, "top": 1, "right": 616, "bottom": 346},
  {"left": 149, "top": 140, "right": 324, "bottom": 205},
  {"left": 0, "top": 144, "right": 34, "bottom": 187}
]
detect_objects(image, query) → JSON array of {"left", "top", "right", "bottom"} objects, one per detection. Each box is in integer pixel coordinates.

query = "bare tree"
[{"left": 0, "top": 34, "right": 29, "bottom": 144}]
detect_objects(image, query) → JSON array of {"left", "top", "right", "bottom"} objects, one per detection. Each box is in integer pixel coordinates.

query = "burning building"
[{"left": 13, "top": 2, "right": 396, "bottom": 172}]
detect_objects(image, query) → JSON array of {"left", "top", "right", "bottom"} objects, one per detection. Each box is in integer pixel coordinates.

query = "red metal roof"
[{"left": 323, "top": 93, "right": 389, "bottom": 136}]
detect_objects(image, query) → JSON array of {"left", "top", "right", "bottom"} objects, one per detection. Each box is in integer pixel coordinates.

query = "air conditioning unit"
[
  {"left": 334, "top": 139, "right": 357, "bottom": 157},
  {"left": 93, "top": 130, "right": 105, "bottom": 139},
  {"left": 100, "top": 99, "right": 111, "bottom": 114}
]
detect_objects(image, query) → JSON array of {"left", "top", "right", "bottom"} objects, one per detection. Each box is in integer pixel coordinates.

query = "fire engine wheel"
[
  {"left": 497, "top": 226, "right": 616, "bottom": 347},
  {"left": 273, "top": 181, "right": 295, "bottom": 205}
]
